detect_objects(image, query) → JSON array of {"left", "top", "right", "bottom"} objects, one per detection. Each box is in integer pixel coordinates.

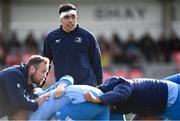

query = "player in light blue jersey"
[{"left": 29, "top": 75, "right": 109, "bottom": 120}]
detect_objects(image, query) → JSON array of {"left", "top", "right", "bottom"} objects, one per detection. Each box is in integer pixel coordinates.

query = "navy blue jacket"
[
  {"left": 98, "top": 76, "right": 168, "bottom": 115},
  {"left": 0, "top": 64, "right": 38, "bottom": 118},
  {"left": 43, "top": 25, "right": 103, "bottom": 86}
]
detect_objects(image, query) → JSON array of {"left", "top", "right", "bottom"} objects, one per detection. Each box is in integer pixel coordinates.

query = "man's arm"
[
  {"left": 84, "top": 82, "right": 132, "bottom": 104},
  {"left": 54, "top": 75, "right": 74, "bottom": 98},
  {"left": 89, "top": 34, "right": 103, "bottom": 85},
  {"left": 40, "top": 75, "right": 74, "bottom": 99},
  {"left": 42, "top": 35, "right": 53, "bottom": 61},
  {"left": 4, "top": 77, "right": 39, "bottom": 111},
  {"left": 98, "top": 76, "right": 121, "bottom": 92},
  {"left": 84, "top": 92, "right": 102, "bottom": 103},
  {"left": 53, "top": 83, "right": 67, "bottom": 98}
]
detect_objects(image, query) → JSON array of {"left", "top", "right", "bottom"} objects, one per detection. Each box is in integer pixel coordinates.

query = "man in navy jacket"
[
  {"left": 84, "top": 75, "right": 180, "bottom": 120},
  {"left": 42, "top": 3, "right": 103, "bottom": 86},
  {"left": 0, "top": 55, "right": 50, "bottom": 119}
]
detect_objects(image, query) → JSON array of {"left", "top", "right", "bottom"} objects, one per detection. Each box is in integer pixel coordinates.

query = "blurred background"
[{"left": 0, "top": 0, "right": 180, "bottom": 85}]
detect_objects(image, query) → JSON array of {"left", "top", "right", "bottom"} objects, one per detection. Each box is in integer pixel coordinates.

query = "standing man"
[
  {"left": 0, "top": 55, "right": 50, "bottom": 119},
  {"left": 42, "top": 3, "right": 103, "bottom": 86}
]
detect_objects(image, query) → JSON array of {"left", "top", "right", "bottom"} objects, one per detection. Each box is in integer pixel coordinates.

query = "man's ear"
[
  {"left": 76, "top": 16, "right": 79, "bottom": 21},
  {"left": 29, "top": 66, "right": 35, "bottom": 74}
]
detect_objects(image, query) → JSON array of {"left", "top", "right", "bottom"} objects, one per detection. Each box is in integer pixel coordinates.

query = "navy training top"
[
  {"left": 98, "top": 77, "right": 168, "bottom": 115},
  {"left": 43, "top": 25, "right": 103, "bottom": 86},
  {"left": 0, "top": 64, "right": 38, "bottom": 118}
]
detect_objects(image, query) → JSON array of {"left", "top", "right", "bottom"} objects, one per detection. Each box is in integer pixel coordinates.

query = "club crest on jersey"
[
  {"left": 55, "top": 39, "right": 61, "bottom": 43},
  {"left": 75, "top": 37, "right": 82, "bottom": 43}
]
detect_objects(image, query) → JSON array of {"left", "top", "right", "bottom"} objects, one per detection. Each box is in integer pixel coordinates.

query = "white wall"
[
  {"left": 173, "top": 0, "right": 180, "bottom": 36},
  {"left": 11, "top": 3, "right": 59, "bottom": 40},
  {"left": 0, "top": 4, "right": 2, "bottom": 30},
  {"left": 10, "top": 0, "right": 172, "bottom": 41},
  {"left": 174, "top": 0, "right": 180, "bottom": 20},
  {"left": 78, "top": 2, "right": 162, "bottom": 40}
]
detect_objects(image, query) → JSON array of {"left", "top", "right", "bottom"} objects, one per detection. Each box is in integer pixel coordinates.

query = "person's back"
[
  {"left": 98, "top": 77, "right": 169, "bottom": 115},
  {"left": 127, "top": 78, "right": 168, "bottom": 115},
  {"left": 85, "top": 74, "right": 180, "bottom": 120},
  {"left": 0, "top": 65, "right": 26, "bottom": 118}
]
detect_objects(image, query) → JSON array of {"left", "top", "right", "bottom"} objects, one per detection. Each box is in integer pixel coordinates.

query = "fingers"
[
  {"left": 36, "top": 96, "right": 47, "bottom": 106},
  {"left": 84, "top": 93, "right": 92, "bottom": 102},
  {"left": 54, "top": 90, "right": 64, "bottom": 99},
  {"left": 54, "top": 86, "right": 65, "bottom": 99},
  {"left": 43, "top": 93, "right": 49, "bottom": 101},
  {"left": 84, "top": 92, "right": 101, "bottom": 103}
]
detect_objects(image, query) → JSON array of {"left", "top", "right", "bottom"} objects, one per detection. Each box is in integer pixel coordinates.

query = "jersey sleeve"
[
  {"left": 88, "top": 33, "right": 103, "bottom": 85},
  {"left": 42, "top": 34, "right": 53, "bottom": 62},
  {"left": 3, "top": 75, "right": 38, "bottom": 111},
  {"left": 99, "top": 82, "right": 132, "bottom": 104}
]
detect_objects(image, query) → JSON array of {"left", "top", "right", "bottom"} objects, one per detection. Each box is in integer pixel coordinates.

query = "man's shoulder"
[
  {"left": 78, "top": 26, "right": 91, "bottom": 33},
  {"left": 78, "top": 26, "right": 95, "bottom": 37},
  {"left": 0, "top": 65, "right": 26, "bottom": 82},
  {"left": 47, "top": 28, "right": 61, "bottom": 36},
  {"left": 44, "top": 28, "right": 61, "bottom": 42},
  {"left": 0, "top": 65, "right": 21, "bottom": 73}
]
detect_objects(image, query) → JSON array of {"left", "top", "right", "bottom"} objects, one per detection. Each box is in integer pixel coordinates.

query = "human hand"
[
  {"left": 54, "top": 83, "right": 66, "bottom": 99},
  {"left": 42, "top": 93, "right": 50, "bottom": 100},
  {"left": 84, "top": 92, "right": 101, "bottom": 103},
  {"left": 35, "top": 94, "right": 49, "bottom": 106}
]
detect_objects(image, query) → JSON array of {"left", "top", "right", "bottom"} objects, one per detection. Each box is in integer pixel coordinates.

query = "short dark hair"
[
  {"left": 27, "top": 55, "right": 50, "bottom": 69},
  {"left": 59, "top": 3, "right": 77, "bottom": 15}
]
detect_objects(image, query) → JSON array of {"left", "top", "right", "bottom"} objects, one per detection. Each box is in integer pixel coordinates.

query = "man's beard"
[{"left": 30, "top": 74, "right": 40, "bottom": 85}]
